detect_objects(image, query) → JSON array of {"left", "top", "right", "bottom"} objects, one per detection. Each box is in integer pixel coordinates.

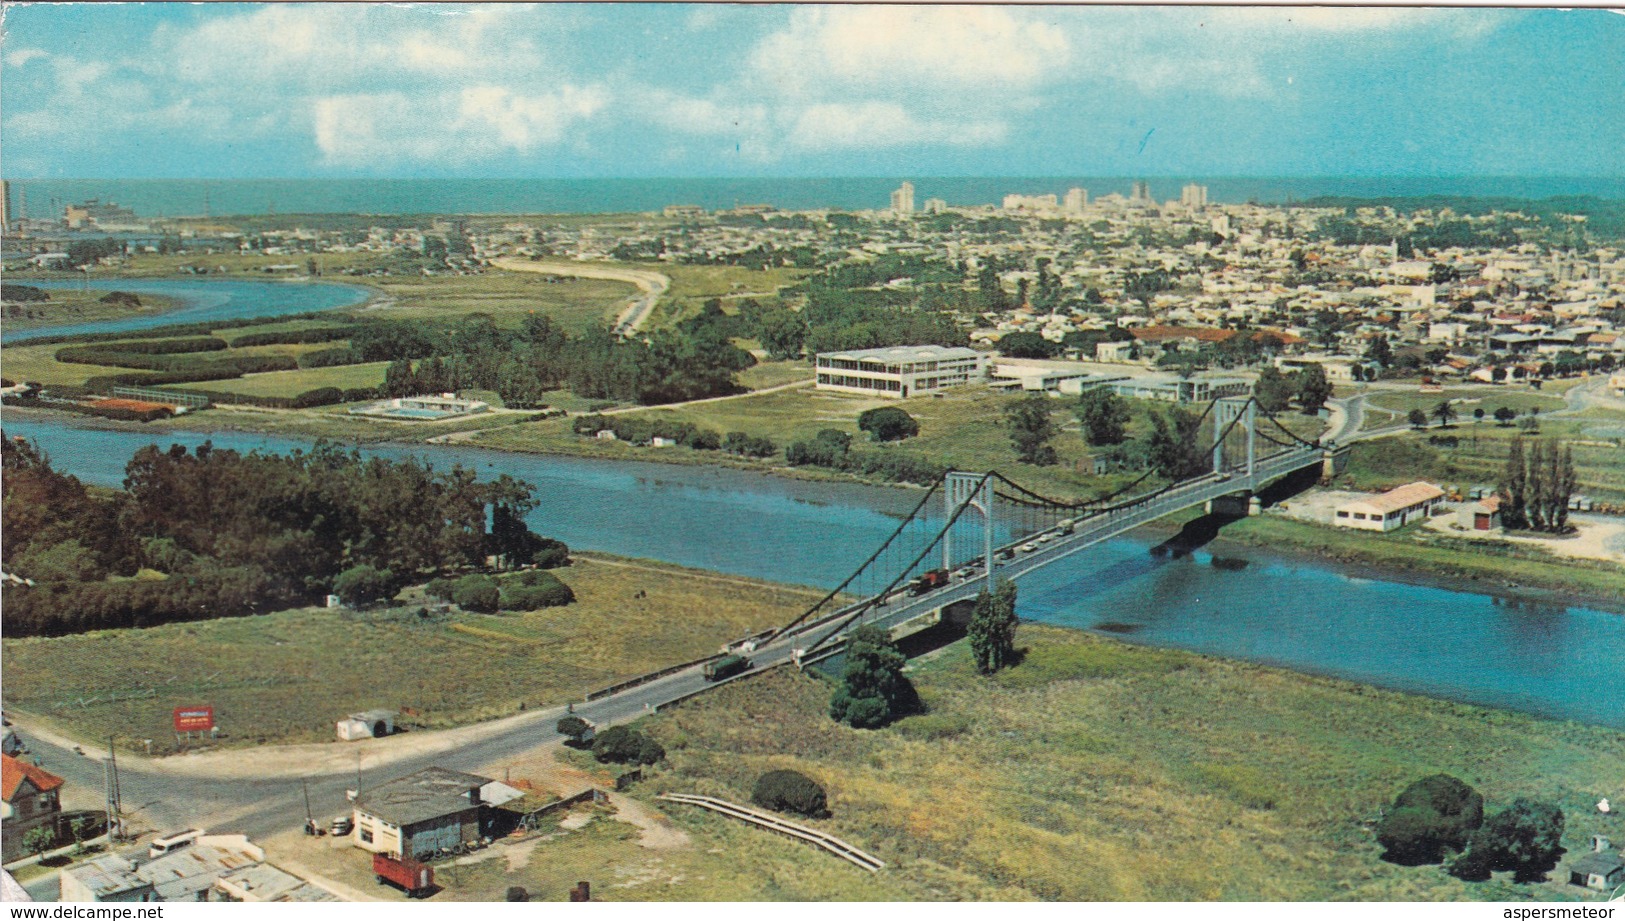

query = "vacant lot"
[
  {"left": 194, "top": 361, "right": 392, "bottom": 398},
  {"left": 0, "top": 554, "right": 820, "bottom": 751},
  {"left": 602, "top": 626, "right": 1625, "bottom": 901},
  {"left": 1339, "top": 422, "right": 1625, "bottom": 501},
  {"left": 359, "top": 272, "right": 634, "bottom": 333}
]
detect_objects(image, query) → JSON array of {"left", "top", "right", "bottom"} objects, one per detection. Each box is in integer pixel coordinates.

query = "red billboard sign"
[{"left": 173, "top": 706, "right": 214, "bottom": 733}]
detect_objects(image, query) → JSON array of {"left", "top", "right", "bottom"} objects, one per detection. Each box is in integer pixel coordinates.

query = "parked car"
[{"left": 330, "top": 815, "right": 354, "bottom": 836}]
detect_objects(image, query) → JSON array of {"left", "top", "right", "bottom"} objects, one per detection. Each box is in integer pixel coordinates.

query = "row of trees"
[
  {"left": 1376, "top": 774, "right": 1566, "bottom": 884},
  {"left": 2, "top": 437, "right": 561, "bottom": 636},
  {"left": 1253, "top": 364, "right": 1333, "bottom": 415},
  {"left": 1500, "top": 437, "right": 1578, "bottom": 533}
]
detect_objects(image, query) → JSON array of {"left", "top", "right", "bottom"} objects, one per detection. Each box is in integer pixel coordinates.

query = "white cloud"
[
  {"left": 786, "top": 102, "right": 1005, "bottom": 151},
  {"left": 3, "top": 47, "right": 48, "bottom": 68},
  {"left": 751, "top": 6, "right": 1069, "bottom": 98},
  {"left": 313, "top": 85, "right": 608, "bottom": 166}
]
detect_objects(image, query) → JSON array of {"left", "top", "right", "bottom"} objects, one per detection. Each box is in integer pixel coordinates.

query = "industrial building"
[
  {"left": 1106, "top": 373, "right": 1249, "bottom": 404},
  {"left": 815, "top": 345, "right": 987, "bottom": 399},
  {"left": 351, "top": 766, "right": 491, "bottom": 861},
  {"left": 1334, "top": 482, "right": 1445, "bottom": 532}
]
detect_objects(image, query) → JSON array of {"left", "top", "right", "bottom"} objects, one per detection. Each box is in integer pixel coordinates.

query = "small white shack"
[
  {"left": 1334, "top": 482, "right": 1445, "bottom": 532},
  {"left": 336, "top": 709, "right": 397, "bottom": 742}
]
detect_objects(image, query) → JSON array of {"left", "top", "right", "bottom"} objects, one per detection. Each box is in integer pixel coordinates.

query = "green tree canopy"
[
  {"left": 829, "top": 624, "right": 917, "bottom": 729},
  {"left": 857, "top": 406, "right": 920, "bottom": 442},
  {"left": 1074, "top": 387, "right": 1131, "bottom": 446},
  {"left": 1005, "top": 395, "right": 1059, "bottom": 466},
  {"left": 969, "top": 580, "right": 1019, "bottom": 675}
]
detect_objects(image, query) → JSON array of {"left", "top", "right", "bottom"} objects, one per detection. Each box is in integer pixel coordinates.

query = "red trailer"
[
  {"left": 909, "top": 569, "right": 949, "bottom": 596},
  {"left": 374, "top": 853, "right": 435, "bottom": 898}
]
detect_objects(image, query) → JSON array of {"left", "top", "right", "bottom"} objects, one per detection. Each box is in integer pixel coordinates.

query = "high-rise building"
[
  {"left": 1064, "top": 187, "right": 1088, "bottom": 214},
  {"left": 0, "top": 180, "right": 9, "bottom": 230},
  {"left": 1130, "top": 180, "right": 1153, "bottom": 204},
  {"left": 890, "top": 181, "right": 915, "bottom": 216},
  {"left": 1181, "top": 183, "right": 1209, "bottom": 210},
  {"left": 924, "top": 198, "right": 948, "bottom": 214}
]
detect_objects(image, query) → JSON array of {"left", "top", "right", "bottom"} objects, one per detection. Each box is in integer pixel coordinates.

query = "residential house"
[{"left": 2, "top": 754, "right": 64, "bottom": 862}]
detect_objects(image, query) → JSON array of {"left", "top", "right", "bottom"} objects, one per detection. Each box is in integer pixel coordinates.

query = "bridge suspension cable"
[
  {"left": 1255, "top": 403, "right": 1324, "bottom": 449},
  {"left": 795, "top": 472, "right": 993, "bottom": 660},
  {"left": 763, "top": 473, "right": 946, "bottom": 644}
]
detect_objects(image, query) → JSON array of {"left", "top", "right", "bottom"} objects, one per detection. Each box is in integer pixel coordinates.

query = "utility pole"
[
  {"left": 302, "top": 780, "right": 315, "bottom": 835},
  {"left": 103, "top": 736, "right": 122, "bottom": 842}
]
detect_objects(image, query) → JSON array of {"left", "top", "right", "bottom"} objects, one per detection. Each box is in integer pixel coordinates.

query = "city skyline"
[{"left": 2, "top": 4, "right": 1621, "bottom": 180}]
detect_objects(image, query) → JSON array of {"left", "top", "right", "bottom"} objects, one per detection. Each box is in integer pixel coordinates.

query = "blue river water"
[
  {"left": 2, "top": 278, "right": 371, "bottom": 344},
  {"left": 3, "top": 277, "right": 1622, "bottom": 728}
]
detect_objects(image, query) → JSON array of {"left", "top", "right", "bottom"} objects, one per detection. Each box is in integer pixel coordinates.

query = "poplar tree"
[
  {"left": 1499, "top": 437, "right": 1526, "bottom": 529},
  {"left": 1551, "top": 442, "right": 1578, "bottom": 533},
  {"left": 1525, "top": 439, "right": 1548, "bottom": 532}
]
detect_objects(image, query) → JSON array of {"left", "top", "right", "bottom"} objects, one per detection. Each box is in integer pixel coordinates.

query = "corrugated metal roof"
[{"left": 1344, "top": 481, "right": 1444, "bottom": 515}]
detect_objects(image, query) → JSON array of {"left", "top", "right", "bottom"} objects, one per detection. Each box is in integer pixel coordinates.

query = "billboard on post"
[{"left": 173, "top": 706, "right": 214, "bottom": 733}]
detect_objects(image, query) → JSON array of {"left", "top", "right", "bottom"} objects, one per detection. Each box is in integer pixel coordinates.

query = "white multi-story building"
[
  {"left": 815, "top": 345, "right": 987, "bottom": 399},
  {"left": 1064, "top": 187, "right": 1088, "bottom": 214},
  {"left": 1003, "top": 193, "right": 1058, "bottom": 212},
  {"left": 890, "top": 182, "right": 915, "bottom": 216},
  {"left": 1181, "top": 183, "right": 1209, "bottom": 209}
]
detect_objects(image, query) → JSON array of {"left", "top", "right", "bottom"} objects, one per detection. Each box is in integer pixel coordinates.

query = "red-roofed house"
[
  {"left": 2, "top": 753, "right": 64, "bottom": 861},
  {"left": 1334, "top": 482, "right": 1446, "bottom": 532}
]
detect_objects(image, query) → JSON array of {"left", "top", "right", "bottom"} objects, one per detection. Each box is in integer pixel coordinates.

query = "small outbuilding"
[
  {"left": 1457, "top": 495, "right": 1502, "bottom": 531},
  {"left": 351, "top": 766, "right": 491, "bottom": 860},
  {"left": 1568, "top": 851, "right": 1625, "bottom": 891},
  {"left": 1334, "top": 482, "right": 1445, "bottom": 532},
  {"left": 336, "top": 710, "right": 397, "bottom": 742}
]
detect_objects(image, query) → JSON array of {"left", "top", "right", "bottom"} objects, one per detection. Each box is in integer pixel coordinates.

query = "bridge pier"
[
  {"left": 1205, "top": 492, "right": 1259, "bottom": 517},
  {"left": 1321, "top": 446, "right": 1351, "bottom": 481}
]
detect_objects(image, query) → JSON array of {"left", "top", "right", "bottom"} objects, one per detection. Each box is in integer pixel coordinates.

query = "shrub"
[
  {"left": 298, "top": 347, "right": 365, "bottom": 369},
  {"left": 751, "top": 770, "right": 829, "bottom": 818},
  {"left": 1377, "top": 774, "right": 1484, "bottom": 865},
  {"left": 451, "top": 575, "right": 500, "bottom": 613},
  {"left": 556, "top": 716, "right": 592, "bottom": 746},
  {"left": 592, "top": 725, "right": 663, "bottom": 765},
  {"left": 1449, "top": 799, "right": 1565, "bottom": 883},
  {"left": 500, "top": 574, "right": 574, "bottom": 610},
  {"left": 425, "top": 577, "right": 456, "bottom": 601},
  {"left": 332, "top": 565, "right": 396, "bottom": 605},
  {"left": 506, "top": 887, "right": 529, "bottom": 902}
]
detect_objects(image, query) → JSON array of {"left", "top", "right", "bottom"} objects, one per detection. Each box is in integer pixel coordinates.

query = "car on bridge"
[{"left": 1020, "top": 542, "right": 1038, "bottom": 553}]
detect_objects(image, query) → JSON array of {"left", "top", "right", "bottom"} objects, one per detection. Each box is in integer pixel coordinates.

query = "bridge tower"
[
  {"left": 1212, "top": 397, "right": 1256, "bottom": 476},
  {"left": 943, "top": 472, "right": 995, "bottom": 587}
]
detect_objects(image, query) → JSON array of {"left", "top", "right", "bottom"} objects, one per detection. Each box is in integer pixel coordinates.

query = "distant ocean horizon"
[{"left": 6, "top": 177, "right": 1623, "bottom": 220}]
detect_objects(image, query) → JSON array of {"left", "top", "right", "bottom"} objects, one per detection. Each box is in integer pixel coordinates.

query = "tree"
[
  {"left": 758, "top": 310, "right": 807, "bottom": 361},
  {"left": 1005, "top": 395, "right": 1058, "bottom": 466},
  {"left": 1253, "top": 366, "right": 1295, "bottom": 414},
  {"left": 556, "top": 716, "right": 593, "bottom": 747},
  {"left": 1296, "top": 364, "right": 1333, "bottom": 414},
  {"left": 829, "top": 624, "right": 917, "bottom": 728},
  {"left": 1450, "top": 800, "right": 1565, "bottom": 883},
  {"left": 998, "top": 331, "right": 1061, "bottom": 359},
  {"left": 1147, "top": 406, "right": 1208, "bottom": 480},
  {"left": 857, "top": 406, "right": 920, "bottom": 443},
  {"left": 1493, "top": 407, "right": 1517, "bottom": 427},
  {"left": 1377, "top": 774, "right": 1485, "bottom": 865},
  {"left": 1366, "top": 334, "right": 1393, "bottom": 369},
  {"left": 968, "top": 580, "right": 1019, "bottom": 675},
  {"left": 1526, "top": 439, "right": 1549, "bottom": 532},
  {"left": 1074, "top": 387, "right": 1131, "bottom": 446},
  {"left": 331, "top": 565, "right": 397, "bottom": 606},
  {"left": 1407, "top": 409, "right": 1428, "bottom": 430},
  {"left": 1431, "top": 400, "right": 1458, "bottom": 428},
  {"left": 752, "top": 770, "right": 829, "bottom": 818},
  {"left": 1551, "top": 443, "right": 1577, "bottom": 533},
  {"left": 1500, "top": 437, "right": 1528, "bottom": 529},
  {"left": 21, "top": 825, "right": 55, "bottom": 857}
]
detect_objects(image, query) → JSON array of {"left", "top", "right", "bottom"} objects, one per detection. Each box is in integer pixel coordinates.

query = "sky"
[{"left": 1, "top": 3, "right": 1621, "bottom": 179}]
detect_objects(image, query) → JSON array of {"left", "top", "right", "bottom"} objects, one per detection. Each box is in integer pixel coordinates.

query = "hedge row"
[
  {"left": 57, "top": 337, "right": 229, "bottom": 366},
  {"left": 298, "top": 347, "right": 365, "bottom": 368},
  {"left": 81, "top": 355, "right": 300, "bottom": 390},
  {"left": 14, "top": 311, "right": 346, "bottom": 347},
  {"left": 156, "top": 385, "right": 379, "bottom": 410},
  {"left": 229, "top": 326, "right": 358, "bottom": 347}
]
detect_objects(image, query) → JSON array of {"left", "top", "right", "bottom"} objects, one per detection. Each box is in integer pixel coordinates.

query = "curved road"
[{"left": 491, "top": 258, "right": 669, "bottom": 337}]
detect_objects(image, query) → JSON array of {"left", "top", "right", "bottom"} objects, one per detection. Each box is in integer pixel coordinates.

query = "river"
[
  {"left": 5, "top": 416, "right": 1623, "bottom": 730},
  {"left": 2, "top": 278, "right": 371, "bottom": 343}
]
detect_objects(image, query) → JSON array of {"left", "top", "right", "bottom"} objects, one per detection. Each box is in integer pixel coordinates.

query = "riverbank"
[
  {"left": 1, "top": 288, "right": 184, "bottom": 334},
  {"left": 0, "top": 552, "right": 824, "bottom": 753},
  {"left": 613, "top": 625, "right": 1624, "bottom": 901}
]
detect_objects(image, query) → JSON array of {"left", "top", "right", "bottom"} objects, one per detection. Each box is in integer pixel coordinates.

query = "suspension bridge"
[{"left": 585, "top": 397, "right": 1351, "bottom": 717}]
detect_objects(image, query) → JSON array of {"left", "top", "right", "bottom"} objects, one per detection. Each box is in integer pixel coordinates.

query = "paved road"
[{"left": 491, "top": 258, "right": 669, "bottom": 337}]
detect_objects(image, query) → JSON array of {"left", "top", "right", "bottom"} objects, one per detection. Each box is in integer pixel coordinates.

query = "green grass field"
[
  {"left": 1367, "top": 385, "right": 1568, "bottom": 419},
  {"left": 0, "top": 554, "right": 821, "bottom": 751},
  {"left": 1339, "top": 423, "right": 1625, "bottom": 500},
  {"left": 644, "top": 262, "right": 811, "bottom": 327},
  {"left": 359, "top": 271, "right": 634, "bottom": 333},
  {"left": 1, "top": 290, "right": 184, "bottom": 332},
  {"left": 605, "top": 626, "right": 1625, "bottom": 901},
  {"left": 180, "top": 361, "right": 391, "bottom": 397}
]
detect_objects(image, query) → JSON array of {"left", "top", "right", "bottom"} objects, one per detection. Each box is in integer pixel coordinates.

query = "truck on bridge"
[
  {"left": 909, "top": 569, "right": 949, "bottom": 596},
  {"left": 704, "top": 654, "right": 750, "bottom": 682}
]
